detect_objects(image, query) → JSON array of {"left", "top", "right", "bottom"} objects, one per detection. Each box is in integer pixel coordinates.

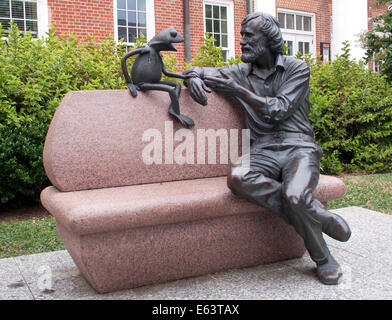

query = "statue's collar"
[{"left": 247, "top": 54, "right": 285, "bottom": 80}]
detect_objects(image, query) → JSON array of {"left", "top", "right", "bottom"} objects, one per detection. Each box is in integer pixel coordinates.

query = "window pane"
[
  {"left": 304, "top": 16, "right": 311, "bottom": 31},
  {"left": 128, "top": 11, "right": 136, "bottom": 27},
  {"left": 304, "top": 42, "right": 310, "bottom": 54},
  {"left": 117, "top": 10, "right": 126, "bottom": 26},
  {"left": 222, "top": 50, "right": 227, "bottom": 61},
  {"left": 221, "top": 20, "right": 227, "bottom": 33},
  {"left": 127, "top": 0, "right": 136, "bottom": 10},
  {"left": 206, "top": 18, "right": 212, "bottom": 33},
  {"left": 12, "top": 1, "right": 24, "bottom": 19},
  {"left": 26, "top": 19, "right": 37, "bottom": 32},
  {"left": 323, "top": 47, "right": 330, "bottom": 62},
  {"left": 138, "top": 27, "right": 146, "bottom": 38},
  {"left": 0, "top": 18, "right": 10, "bottom": 30},
  {"left": 214, "top": 34, "right": 220, "bottom": 46},
  {"left": 286, "top": 14, "right": 294, "bottom": 29},
  {"left": 205, "top": 5, "right": 212, "bottom": 18},
  {"left": 213, "top": 5, "right": 219, "bottom": 19},
  {"left": 128, "top": 27, "right": 137, "bottom": 42},
  {"left": 0, "top": 1, "right": 10, "bottom": 18},
  {"left": 220, "top": 6, "right": 227, "bottom": 20},
  {"left": 138, "top": 12, "right": 146, "bottom": 28},
  {"left": 14, "top": 19, "right": 24, "bottom": 31},
  {"left": 221, "top": 34, "right": 227, "bottom": 47},
  {"left": 298, "top": 41, "right": 304, "bottom": 54},
  {"left": 278, "top": 13, "right": 285, "bottom": 28},
  {"left": 25, "top": 2, "right": 37, "bottom": 20},
  {"left": 296, "top": 15, "right": 303, "bottom": 31},
  {"left": 118, "top": 26, "right": 127, "bottom": 41},
  {"left": 213, "top": 19, "right": 220, "bottom": 33},
  {"left": 137, "top": 0, "right": 145, "bottom": 11},
  {"left": 117, "top": 0, "right": 126, "bottom": 9}
]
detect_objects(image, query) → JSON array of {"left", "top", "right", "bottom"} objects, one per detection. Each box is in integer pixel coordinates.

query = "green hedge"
[
  {"left": 0, "top": 24, "right": 127, "bottom": 207},
  {"left": 309, "top": 43, "right": 392, "bottom": 174},
  {"left": 1, "top": 25, "right": 391, "bottom": 208}
]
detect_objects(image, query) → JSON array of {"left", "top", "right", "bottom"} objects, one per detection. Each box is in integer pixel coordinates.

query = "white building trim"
[
  {"left": 331, "top": 0, "right": 368, "bottom": 61},
  {"left": 37, "top": 0, "right": 49, "bottom": 38},
  {"left": 255, "top": 0, "right": 276, "bottom": 16}
]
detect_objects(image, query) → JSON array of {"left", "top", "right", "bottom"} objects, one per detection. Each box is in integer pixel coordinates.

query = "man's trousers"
[{"left": 227, "top": 136, "right": 331, "bottom": 265}]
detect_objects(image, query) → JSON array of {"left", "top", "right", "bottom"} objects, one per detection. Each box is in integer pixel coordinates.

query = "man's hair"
[{"left": 242, "top": 12, "right": 284, "bottom": 55}]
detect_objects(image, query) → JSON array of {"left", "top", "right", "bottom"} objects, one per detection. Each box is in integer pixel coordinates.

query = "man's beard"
[{"left": 241, "top": 43, "right": 268, "bottom": 63}]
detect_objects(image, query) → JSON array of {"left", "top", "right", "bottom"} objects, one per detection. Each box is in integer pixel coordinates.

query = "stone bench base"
[{"left": 41, "top": 175, "right": 345, "bottom": 293}]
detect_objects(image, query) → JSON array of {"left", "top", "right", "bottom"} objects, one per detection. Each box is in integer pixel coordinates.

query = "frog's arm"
[{"left": 121, "top": 46, "right": 150, "bottom": 96}]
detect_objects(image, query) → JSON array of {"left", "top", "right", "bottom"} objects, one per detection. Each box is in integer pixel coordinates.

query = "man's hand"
[
  {"left": 188, "top": 77, "right": 211, "bottom": 106},
  {"left": 204, "top": 76, "right": 242, "bottom": 95}
]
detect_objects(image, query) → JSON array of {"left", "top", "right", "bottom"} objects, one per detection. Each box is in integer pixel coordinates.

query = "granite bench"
[{"left": 40, "top": 89, "right": 346, "bottom": 293}]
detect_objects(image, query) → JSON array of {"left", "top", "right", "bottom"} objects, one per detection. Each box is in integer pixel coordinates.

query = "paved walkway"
[{"left": 1, "top": 207, "right": 391, "bottom": 300}]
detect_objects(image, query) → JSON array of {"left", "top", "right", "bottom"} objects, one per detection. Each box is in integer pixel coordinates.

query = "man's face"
[{"left": 240, "top": 18, "right": 270, "bottom": 64}]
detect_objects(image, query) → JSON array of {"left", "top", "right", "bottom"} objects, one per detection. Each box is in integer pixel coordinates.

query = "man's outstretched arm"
[
  {"left": 204, "top": 62, "right": 310, "bottom": 123},
  {"left": 183, "top": 67, "right": 232, "bottom": 105}
]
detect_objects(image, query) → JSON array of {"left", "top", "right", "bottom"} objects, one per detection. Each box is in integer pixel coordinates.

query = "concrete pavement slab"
[
  {"left": 0, "top": 206, "right": 391, "bottom": 300},
  {"left": 0, "top": 257, "right": 33, "bottom": 300}
]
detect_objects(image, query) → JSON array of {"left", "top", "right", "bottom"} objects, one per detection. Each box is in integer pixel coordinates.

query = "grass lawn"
[
  {"left": 0, "top": 173, "right": 391, "bottom": 259},
  {"left": 0, "top": 217, "right": 64, "bottom": 259},
  {"left": 329, "top": 173, "right": 392, "bottom": 214}
]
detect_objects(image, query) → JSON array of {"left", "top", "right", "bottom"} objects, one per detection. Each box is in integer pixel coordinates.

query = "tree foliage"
[{"left": 361, "top": 0, "right": 392, "bottom": 81}]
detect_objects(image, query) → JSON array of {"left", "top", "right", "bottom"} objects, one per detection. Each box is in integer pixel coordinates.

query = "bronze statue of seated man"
[{"left": 183, "top": 12, "right": 351, "bottom": 285}]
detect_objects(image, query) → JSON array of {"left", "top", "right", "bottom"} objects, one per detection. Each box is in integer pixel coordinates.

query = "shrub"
[
  {"left": 309, "top": 42, "right": 392, "bottom": 174},
  {"left": 0, "top": 24, "right": 126, "bottom": 208},
  {"left": 184, "top": 33, "right": 242, "bottom": 69},
  {"left": 0, "top": 23, "right": 188, "bottom": 208}
]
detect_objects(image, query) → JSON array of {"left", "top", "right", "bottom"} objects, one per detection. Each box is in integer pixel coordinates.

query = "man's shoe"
[
  {"left": 312, "top": 200, "right": 351, "bottom": 242},
  {"left": 322, "top": 212, "right": 351, "bottom": 242},
  {"left": 316, "top": 255, "right": 342, "bottom": 285}
]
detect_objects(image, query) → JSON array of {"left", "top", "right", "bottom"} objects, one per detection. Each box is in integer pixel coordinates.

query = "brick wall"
[
  {"left": 46, "top": 0, "right": 336, "bottom": 65},
  {"left": 154, "top": 0, "right": 249, "bottom": 68},
  {"left": 276, "top": 0, "right": 332, "bottom": 54},
  {"left": 155, "top": 0, "right": 186, "bottom": 66},
  {"left": 48, "top": 0, "right": 114, "bottom": 42},
  {"left": 368, "top": 0, "right": 388, "bottom": 30},
  {"left": 153, "top": 0, "right": 250, "bottom": 70}
]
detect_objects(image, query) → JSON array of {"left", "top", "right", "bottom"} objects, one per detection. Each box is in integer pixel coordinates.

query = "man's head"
[{"left": 240, "top": 12, "right": 284, "bottom": 64}]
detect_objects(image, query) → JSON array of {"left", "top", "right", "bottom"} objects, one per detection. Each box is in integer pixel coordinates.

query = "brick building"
[{"left": 0, "top": 0, "right": 388, "bottom": 65}]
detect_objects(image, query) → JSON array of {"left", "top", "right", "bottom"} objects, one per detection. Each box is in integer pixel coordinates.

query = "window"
[
  {"left": 278, "top": 11, "right": 312, "bottom": 32},
  {"left": 0, "top": 0, "right": 38, "bottom": 37},
  {"left": 115, "top": 0, "right": 154, "bottom": 45},
  {"left": 320, "top": 42, "right": 330, "bottom": 62},
  {"left": 204, "top": 0, "right": 234, "bottom": 61},
  {"left": 278, "top": 9, "right": 315, "bottom": 57}
]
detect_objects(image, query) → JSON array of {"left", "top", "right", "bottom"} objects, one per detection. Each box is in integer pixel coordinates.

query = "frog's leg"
[{"left": 138, "top": 82, "right": 194, "bottom": 127}]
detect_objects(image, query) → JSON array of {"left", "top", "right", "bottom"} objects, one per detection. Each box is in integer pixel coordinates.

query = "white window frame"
[
  {"left": 0, "top": 0, "right": 48, "bottom": 38},
  {"left": 277, "top": 8, "right": 316, "bottom": 57},
  {"left": 203, "top": 0, "right": 235, "bottom": 60},
  {"left": 37, "top": 0, "right": 48, "bottom": 37},
  {"left": 113, "top": 0, "right": 155, "bottom": 46}
]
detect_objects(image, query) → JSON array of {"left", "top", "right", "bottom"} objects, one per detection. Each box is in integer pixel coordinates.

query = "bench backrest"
[{"left": 43, "top": 89, "right": 245, "bottom": 192}]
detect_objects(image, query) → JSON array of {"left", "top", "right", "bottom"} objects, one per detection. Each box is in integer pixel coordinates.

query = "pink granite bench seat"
[{"left": 40, "top": 90, "right": 346, "bottom": 293}]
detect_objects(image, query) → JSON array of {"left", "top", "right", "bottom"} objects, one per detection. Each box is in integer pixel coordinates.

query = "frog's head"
[{"left": 148, "top": 27, "right": 184, "bottom": 51}]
